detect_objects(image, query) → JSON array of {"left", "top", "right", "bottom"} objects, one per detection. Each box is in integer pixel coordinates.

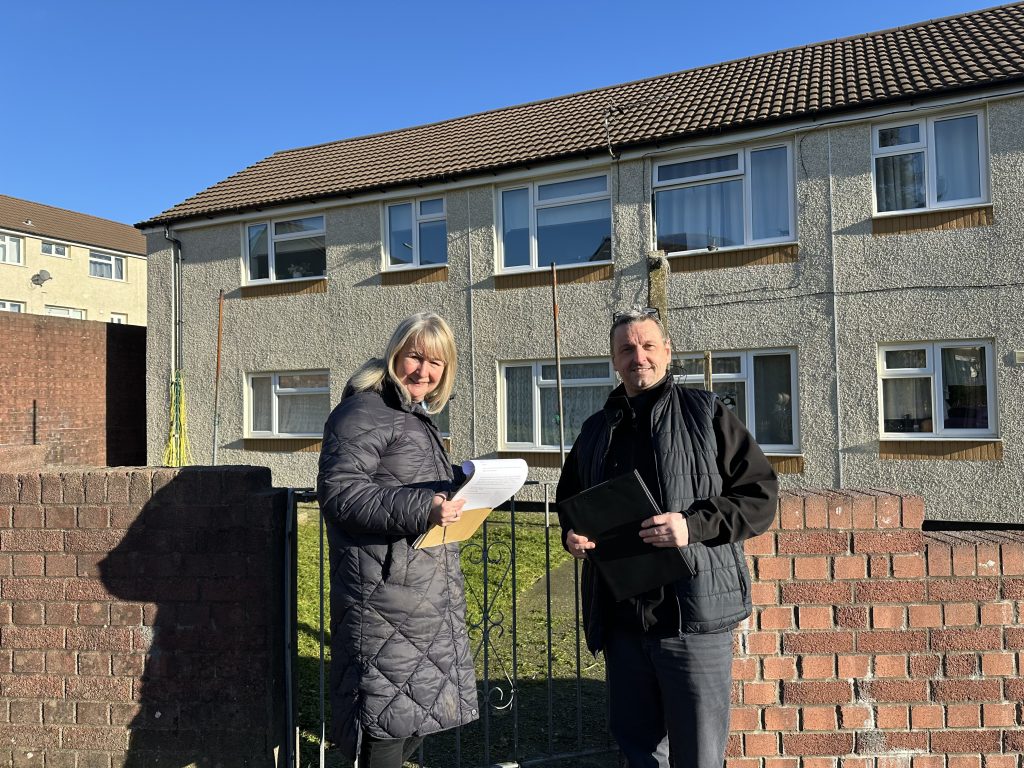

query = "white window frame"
[
  {"left": 244, "top": 214, "right": 326, "bottom": 285},
  {"left": 45, "top": 305, "right": 86, "bottom": 319},
  {"left": 674, "top": 348, "right": 800, "bottom": 453},
  {"left": 246, "top": 370, "right": 330, "bottom": 438},
  {"left": 384, "top": 197, "right": 447, "bottom": 270},
  {"left": 41, "top": 242, "right": 68, "bottom": 258},
  {"left": 498, "top": 172, "right": 612, "bottom": 273},
  {"left": 0, "top": 233, "right": 24, "bottom": 265},
  {"left": 109, "top": 313, "right": 128, "bottom": 324},
  {"left": 877, "top": 340, "right": 996, "bottom": 438},
  {"left": 89, "top": 251, "right": 125, "bottom": 281},
  {"left": 652, "top": 143, "right": 795, "bottom": 256},
  {"left": 498, "top": 358, "right": 615, "bottom": 450},
  {"left": 871, "top": 110, "right": 988, "bottom": 215},
  {"left": 0, "top": 300, "right": 25, "bottom": 312}
]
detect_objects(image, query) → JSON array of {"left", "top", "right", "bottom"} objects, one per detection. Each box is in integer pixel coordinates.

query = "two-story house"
[
  {"left": 0, "top": 195, "right": 147, "bottom": 325},
  {"left": 138, "top": 3, "right": 1024, "bottom": 523}
]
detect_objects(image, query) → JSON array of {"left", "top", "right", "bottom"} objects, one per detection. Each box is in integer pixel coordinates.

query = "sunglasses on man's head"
[{"left": 611, "top": 307, "right": 661, "bottom": 323}]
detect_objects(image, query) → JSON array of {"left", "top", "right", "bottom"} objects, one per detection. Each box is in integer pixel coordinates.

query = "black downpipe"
[{"left": 163, "top": 228, "right": 184, "bottom": 372}]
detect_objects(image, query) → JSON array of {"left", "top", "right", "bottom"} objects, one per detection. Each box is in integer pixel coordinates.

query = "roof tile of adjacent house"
[
  {"left": 0, "top": 195, "right": 146, "bottom": 256},
  {"left": 138, "top": 2, "right": 1024, "bottom": 229}
]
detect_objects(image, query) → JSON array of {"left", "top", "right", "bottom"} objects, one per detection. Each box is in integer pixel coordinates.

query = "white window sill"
[
  {"left": 245, "top": 275, "right": 326, "bottom": 286},
  {"left": 499, "top": 259, "right": 613, "bottom": 276},
  {"left": 665, "top": 241, "right": 797, "bottom": 259},
  {"left": 879, "top": 435, "right": 1000, "bottom": 441},
  {"left": 872, "top": 202, "right": 991, "bottom": 219}
]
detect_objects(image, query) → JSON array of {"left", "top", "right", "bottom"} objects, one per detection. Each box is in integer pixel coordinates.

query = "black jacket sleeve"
[
  {"left": 684, "top": 401, "right": 779, "bottom": 547},
  {"left": 555, "top": 443, "right": 583, "bottom": 552}
]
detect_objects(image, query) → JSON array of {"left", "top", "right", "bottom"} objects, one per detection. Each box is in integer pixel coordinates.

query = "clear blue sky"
[{"left": 3, "top": 0, "right": 999, "bottom": 226}]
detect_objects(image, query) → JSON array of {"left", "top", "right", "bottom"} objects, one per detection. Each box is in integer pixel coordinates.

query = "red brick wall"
[
  {"left": 0, "top": 313, "right": 145, "bottom": 467},
  {"left": 732, "top": 489, "right": 1023, "bottom": 767},
  {"left": 0, "top": 467, "right": 289, "bottom": 767}
]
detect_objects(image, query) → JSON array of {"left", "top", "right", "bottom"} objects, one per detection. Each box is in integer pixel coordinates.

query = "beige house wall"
[
  {"left": 145, "top": 91, "right": 1024, "bottom": 523},
  {"left": 0, "top": 231, "right": 146, "bottom": 325}
]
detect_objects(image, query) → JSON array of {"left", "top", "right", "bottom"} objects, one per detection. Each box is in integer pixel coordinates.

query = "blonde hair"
[{"left": 347, "top": 312, "right": 457, "bottom": 414}]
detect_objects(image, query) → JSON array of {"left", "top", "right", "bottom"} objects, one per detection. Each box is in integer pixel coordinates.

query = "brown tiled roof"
[
  {"left": 0, "top": 195, "right": 146, "bottom": 256},
  {"left": 139, "top": 2, "right": 1024, "bottom": 228}
]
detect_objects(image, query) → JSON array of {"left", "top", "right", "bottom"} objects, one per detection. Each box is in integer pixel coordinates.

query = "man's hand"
[
  {"left": 566, "top": 529, "right": 596, "bottom": 560},
  {"left": 639, "top": 512, "right": 689, "bottom": 548},
  {"left": 429, "top": 495, "right": 466, "bottom": 527}
]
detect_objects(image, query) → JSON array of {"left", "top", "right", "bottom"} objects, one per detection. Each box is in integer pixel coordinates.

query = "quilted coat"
[{"left": 316, "top": 378, "right": 478, "bottom": 760}]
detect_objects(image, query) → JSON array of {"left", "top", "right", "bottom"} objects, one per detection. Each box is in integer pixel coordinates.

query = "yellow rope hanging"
[{"left": 162, "top": 369, "right": 193, "bottom": 467}]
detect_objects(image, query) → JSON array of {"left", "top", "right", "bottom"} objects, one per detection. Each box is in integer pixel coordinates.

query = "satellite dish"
[{"left": 30, "top": 270, "right": 52, "bottom": 286}]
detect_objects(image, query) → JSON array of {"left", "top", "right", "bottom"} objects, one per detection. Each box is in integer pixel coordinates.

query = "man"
[{"left": 556, "top": 308, "right": 778, "bottom": 768}]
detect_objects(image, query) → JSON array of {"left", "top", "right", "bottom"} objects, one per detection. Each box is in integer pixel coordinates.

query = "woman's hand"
[{"left": 429, "top": 495, "right": 466, "bottom": 527}]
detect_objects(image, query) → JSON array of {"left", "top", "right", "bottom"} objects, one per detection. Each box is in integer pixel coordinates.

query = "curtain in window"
[
  {"left": 882, "top": 378, "right": 932, "bottom": 432},
  {"left": 251, "top": 378, "right": 272, "bottom": 432},
  {"left": 540, "top": 385, "right": 611, "bottom": 446},
  {"left": 875, "top": 153, "right": 925, "bottom": 212},
  {"left": 934, "top": 116, "right": 981, "bottom": 203},
  {"left": 655, "top": 180, "right": 742, "bottom": 252},
  {"left": 504, "top": 367, "right": 533, "bottom": 442},
  {"left": 941, "top": 346, "right": 987, "bottom": 429},
  {"left": 278, "top": 393, "right": 330, "bottom": 434}
]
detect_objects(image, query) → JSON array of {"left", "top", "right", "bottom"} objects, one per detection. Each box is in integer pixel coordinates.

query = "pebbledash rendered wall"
[
  {"left": 0, "top": 467, "right": 289, "bottom": 767},
  {"left": 144, "top": 92, "right": 1024, "bottom": 522}
]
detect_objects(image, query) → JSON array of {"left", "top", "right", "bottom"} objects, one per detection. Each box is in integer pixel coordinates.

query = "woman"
[{"left": 317, "top": 312, "right": 478, "bottom": 767}]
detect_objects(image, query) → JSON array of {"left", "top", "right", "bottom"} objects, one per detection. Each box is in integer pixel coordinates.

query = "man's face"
[{"left": 611, "top": 319, "right": 672, "bottom": 397}]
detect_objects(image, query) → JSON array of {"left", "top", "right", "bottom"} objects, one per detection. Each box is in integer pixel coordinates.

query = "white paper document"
[{"left": 451, "top": 458, "right": 529, "bottom": 510}]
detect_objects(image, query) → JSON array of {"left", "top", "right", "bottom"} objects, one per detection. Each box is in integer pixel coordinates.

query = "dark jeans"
[
  {"left": 603, "top": 626, "right": 734, "bottom": 768},
  {"left": 358, "top": 733, "right": 424, "bottom": 768}
]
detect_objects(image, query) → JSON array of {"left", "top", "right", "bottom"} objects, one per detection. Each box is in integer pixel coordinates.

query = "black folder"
[{"left": 558, "top": 470, "right": 694, "bottom": 601}]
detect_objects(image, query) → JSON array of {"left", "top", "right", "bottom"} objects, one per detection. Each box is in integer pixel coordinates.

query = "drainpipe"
[
  {"left": 164, "top": 228, "right": 184, "bottom": 373},
  {"left": 826, "top": 131, "right": 844, "bottom": 488}
]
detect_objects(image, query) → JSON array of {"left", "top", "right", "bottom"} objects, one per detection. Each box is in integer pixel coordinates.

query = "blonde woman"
[{"left": 317, "top": 312, "right": 478, "bottom": 767}]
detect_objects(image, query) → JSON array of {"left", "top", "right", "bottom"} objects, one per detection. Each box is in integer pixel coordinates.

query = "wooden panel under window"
[
  {"left": 668, "top": 243, "right": 799, "bottom": 273},
  {"left": 494, "top": 263, "right": 613, "bottom": 290},
  {"left": 497, "top": 451, "right": 565, "bottom": 468},
  {"left": 879, "top": 440, "right": 1003, "bottom": 461},
  {"left": 872, "top": 205, "right": 994, "bottom": 236},
  {"left": 381, "top": 266, "right": 448, "bottom": 286},
  {"left": 767, "top": 455, "right": 804, "bottom": 474},
  {"left": 243, "top": 438, "right": 322, "bottom": 453},
  {"left": 240, "top": 279, "right": 328, "bottom": 299}
]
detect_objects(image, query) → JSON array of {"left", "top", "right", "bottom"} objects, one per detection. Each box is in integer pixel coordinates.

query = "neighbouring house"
[
  {"left": 0, "top": 194, "right": 147, "bottom": 325},
  {"left": 138, "top": 4, "right": 1024, "bottom": 523}
]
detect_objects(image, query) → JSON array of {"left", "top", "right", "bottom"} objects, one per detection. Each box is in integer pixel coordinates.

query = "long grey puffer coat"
[{"left": 316, "top": 378, "right": 479, "bottom": 761}]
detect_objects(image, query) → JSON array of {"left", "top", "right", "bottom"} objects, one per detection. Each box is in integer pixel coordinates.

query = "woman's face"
[{"left": 396, "top": 339, "right": 446, "bottom": 403}]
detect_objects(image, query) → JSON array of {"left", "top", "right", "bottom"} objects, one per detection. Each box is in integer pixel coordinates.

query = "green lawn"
[{"left": 295, "top": 507, "right": 617, "bottom": 768}]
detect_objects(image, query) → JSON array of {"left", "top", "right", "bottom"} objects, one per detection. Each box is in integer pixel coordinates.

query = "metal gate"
[{"left": 288, "top": 485, "right": 617, "bottom": 768}]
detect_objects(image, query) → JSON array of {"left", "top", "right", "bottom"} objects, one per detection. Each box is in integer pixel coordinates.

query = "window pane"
[
  {"left": 273, "top": 235, "right": 326, "bottom": 279},
  {"left": 114, "top": 258, "right": 124, "bottom": 280},
  {"left": 504, "top": 366, "right": 534, "bottom": 442},
  {"left": 677, "top": 358, "right": 705, "bottom": 376},
  {"left": 941, "top": 346, "right": 988, "bottom": 430},
  {"left": 278, "top": 373, "right": 328, "bottom": 389},
  {"left": 251, "top": 377, "right": 272, "bottom": 432},
  {"left": 275, "top": 216, "right": 323, "bottom": 235},
  {"left": 750, "top": 147, "right": 791, "bottom": 240},
  {"left": 502, "top": 189, "right": 530, "bottom": 268},
  {"left": 753, "top": 355, "right": 793, "bottom": 445},
  {"left": 90, "top": 260, "right": 113, "bottom": 279},
  {"left": 537, "top": 199, "right": 611, "bottom": 267},
  {"left": 247, "top": 224, "right": 269, "bottom": 280},
  {"left": 882, "top": 377, "right": 932, "bottom": 433},
  {"left": 655, "top": 180, "right": 743, "bottom": 252},
  {"left": 935, "top": 115, "right": 981, "bottom": 203},
  {"left": 714, "top": 382, "right": 746, "bottom": 424},
  {"left": 712, "top": 356, "right": 742, "bottom": 375},
  {"left": 885, "top": 349, "right": 927, "bottom": 369},
  {"left": 541, "top": 362, "right": 609, "bottom": 380},
  {"left": 418, "top": 219, "right": 447, "bottom": 265},
  {"left": 537, "top": 175, "right": 606, "bottom": 201},
  {"left": 278, "top": 393, "right": 330, "bottom": 434},
  {"left": 878, "top": 124, "right": 920, "bottom": 147},
  {"left": 541, "top": 385, "right": 611, "bottom": 446},
  {"left": 657, "top": 154, "right": 739, "bottom": 183},
  {"left": 419, "top": 198, "right": 444, "bottom": 216},
  {"left": 433, "top": 403, "right": 450, "bottom": 435},
  {"left": 875, "top": 153, "right": 925, "bottom": 212},
  {"left": 388, "top": 204, "right": 413, "bottom": 266}
]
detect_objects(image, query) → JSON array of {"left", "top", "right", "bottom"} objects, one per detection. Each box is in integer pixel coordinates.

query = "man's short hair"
[{"left": 609, "top": 307, "right": 670, "bottom": 350}]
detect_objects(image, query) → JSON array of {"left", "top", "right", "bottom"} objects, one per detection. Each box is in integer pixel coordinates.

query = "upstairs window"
[
  {"left": 500, "top": 359, "right": 614, "bottom": 449},
  {"left": 654, "top": 145, "right": 793, "bottom": 255},
  {"left": 500, "top": 174, "right": 611, "bottom": 271},
  {"left": 873, "top": 112, "right": 987, "bottom": 214},
  {"left": 45, "top": 305, "right": 86, "bottom": 319},
  {"left": 248, "top": 371, "right": 330, "bottom": 438},
  {"left": 674, "top": 349, "right": 799, "bottom": 453},
  {"left": 89, "top": 251, "right": 125, "bottom": 280},
  {"left": 386, "top": 198, "right": 446, "bottom": 268},
  {"left": 109, "top": 313, "right": 128, "bottom": 324},
  {"left": 246, "top": 215, "right": 326, "bottom": 283},
  {"left": 42, "top": 242, "right": 67, "bottom": 257},
  {"left": 878, "top": 341, "right": 995, "bottom": 437},
  {"left": 0, "top": 300, "right": 24, "bottom": 312},
  {"left": 0, "top": 234, "right": 23, "bottom": 265}
]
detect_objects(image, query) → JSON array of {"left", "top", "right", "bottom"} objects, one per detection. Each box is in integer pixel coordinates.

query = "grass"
[{"left": 295, "top": 506, "right": 617, "bottom": 768}]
